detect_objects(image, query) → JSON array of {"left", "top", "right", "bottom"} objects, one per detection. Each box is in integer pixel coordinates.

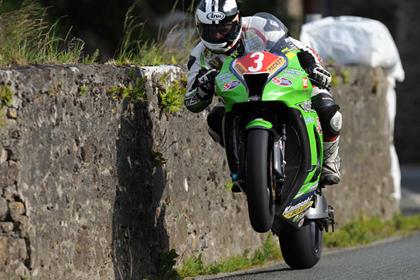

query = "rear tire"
[
  {"left": 279, "top": 221, "right": 323, "bottom": 269},
  {"left": 246, "top": 129, "right": 274, "bottom": 233}
]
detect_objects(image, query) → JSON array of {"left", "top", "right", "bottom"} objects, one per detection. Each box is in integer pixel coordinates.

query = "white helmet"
[{"left": 195, "top": 0, "right": 242, "bottom": 54}]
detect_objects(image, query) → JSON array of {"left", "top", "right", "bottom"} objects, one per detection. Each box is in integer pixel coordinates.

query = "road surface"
[
  {"left": 194, "top": 166, "right": 420, "bottom": 280},
  {"left": 197, "top": 233, "right": 420, "bottom": 280}
]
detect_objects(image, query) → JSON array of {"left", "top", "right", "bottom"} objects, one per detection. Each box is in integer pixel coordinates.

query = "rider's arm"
[
  {"left": 184, "top": 45, "right": 216, "bottom": 113},
  {"left": 289, "top": 38, "right": 332, "bottom": 90}
]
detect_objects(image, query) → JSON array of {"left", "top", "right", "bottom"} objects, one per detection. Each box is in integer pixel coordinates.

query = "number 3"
[{"left": 248, "top": 52, "right": 265, "bottom": 72}]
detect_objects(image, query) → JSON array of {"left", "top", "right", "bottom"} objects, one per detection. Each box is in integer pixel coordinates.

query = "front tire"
[
  {"left": 246, "top": 129, "right": 274, "bottom": 233},
  {"left": 279, "top": 221, "right": 323, "bottom": 269}
]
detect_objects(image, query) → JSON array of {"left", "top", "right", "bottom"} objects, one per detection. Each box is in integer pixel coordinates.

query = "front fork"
[{"left": 273, "top": 124, "right": 287, "bottom": 184}]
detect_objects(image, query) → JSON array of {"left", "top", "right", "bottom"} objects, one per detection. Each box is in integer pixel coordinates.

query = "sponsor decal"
[
  {"left": 272, "top": 77, "right": 292, "bottom": 86},
  {"left": 218, "top": 73, "right": 234, "bottom": 83},
  {"left": 206, "top": 12, "right": 226, "bottom": 21},
  {"left": 303, "top": 77, "right": 309, "bottom": 89},
  {"left": 234, "top": 62, "right": 247, "bottom": 75},
  {"left": 266, "top": 56, "right": 287, "bottom": 73},
  {"left": 292, "top": 213, "right": 305, "bottom": 223},
  {"left": 316, "top": 117, "right": 322, "bottom": 134},
  {"left": 284, "top": 69, "right": 305, "bottom": 76},
  {"left": 223, "top": 80, "right": 241, "bottom": 91},
  {"left": 283, "top": 195, "right": 314, "bottom": 219},
  {"left": 304, "top": 116, "right": 314, "bottom": 124}
]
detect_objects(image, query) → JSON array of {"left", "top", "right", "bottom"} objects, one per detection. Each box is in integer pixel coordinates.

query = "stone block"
[
  {"left": 0, "top": 222, "right": 14, "bottom": 233},
  {"left": 0, "top": 198, "right": 8, "bottom": 220},
  {"left": 8, "top": 202, "right": 25, "bottom": 221}
]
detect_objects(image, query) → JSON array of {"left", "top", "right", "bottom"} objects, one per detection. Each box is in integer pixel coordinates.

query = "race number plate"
[{"left": 233, "top": 51, "right": 287, "bottom": 76}]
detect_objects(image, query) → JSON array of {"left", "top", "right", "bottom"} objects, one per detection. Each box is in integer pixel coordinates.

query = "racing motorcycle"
[{"left": 210, "top": 13, "right": 335, "bottom": 269}]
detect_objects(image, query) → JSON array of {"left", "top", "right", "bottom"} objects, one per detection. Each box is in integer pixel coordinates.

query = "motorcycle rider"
[{"left": 184, "top": 0, "right": 342, "bottom": 186}]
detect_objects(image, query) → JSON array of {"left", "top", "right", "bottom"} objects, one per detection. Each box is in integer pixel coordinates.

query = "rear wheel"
[
  {"left": 279, "top": 220, "right": 323, "bottom": 269},
  {"left": 245, "top": 129, "right": 274, "bottom": 233}
]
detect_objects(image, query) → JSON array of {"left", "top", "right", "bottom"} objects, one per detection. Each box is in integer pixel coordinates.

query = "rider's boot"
[{"left": 320, "top": 137, "right": 341, "bottom": 185}]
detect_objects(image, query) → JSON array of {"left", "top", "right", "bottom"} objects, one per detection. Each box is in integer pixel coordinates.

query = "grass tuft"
[
  {"left": 324, "top": 214, "right": 420, "bottom": 248},
  {"left": 178, "top": 235, "right": 281, "bottom": 278},
  {"left": 158, "top": 74, "right": 187, "bottom": 113},
  {"left": 112, "top": 4, "right": 196, "bottom": 66},
  {"left": 0, "top": 0, "right": 97, "bottom": 66},
  {"left": 107, "top": 77, "right": 147, "bottom": 103},
  {"left": 0, "top": 85, "right": 13, "bottom": 107}
]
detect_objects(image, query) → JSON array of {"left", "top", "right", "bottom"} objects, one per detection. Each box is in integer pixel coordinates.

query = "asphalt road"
[
  {"left": 198, "top": 233, "right": 420, "bottom": 280},
  {"left": 194, "top": 166, "right": 420, "bottom": 280}
]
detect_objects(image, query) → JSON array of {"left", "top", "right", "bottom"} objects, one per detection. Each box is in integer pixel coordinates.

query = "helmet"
[{"left": 195, "top": 0, "right": 242, "bottom": 54}]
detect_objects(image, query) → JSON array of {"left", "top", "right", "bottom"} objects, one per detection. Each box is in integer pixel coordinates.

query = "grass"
[
  {"left": 168, "top": 214, "right": 420, "bottom": 279},
  {"left": 156, "top": 73, "right": 187, "bottom": 113},
  {"left": 178, "top": 235, "right": 281, "bottom": 278},
  {"left": 0, "top": 85, "right": 13, "bottom": 126},
  {"left": 111, "top": 4, "right": 196, "bottom": 66},
  {"left": 0, "top": 1, "right": 195, "bottom": 66},
  {"left": 107, "top": 77, "right": 147, "bottom": 103},
  {"left": 324, "top": 213, "right": 420, "bottom": 248},
  {"left": 330, "top": 67, "right": 351, "bottom": 87},
  {"left": 0, "top": 85, "right": 13, "bottom": 107},
  {"left": 0, "top": 0, "right": 92, "bottom": 66}
]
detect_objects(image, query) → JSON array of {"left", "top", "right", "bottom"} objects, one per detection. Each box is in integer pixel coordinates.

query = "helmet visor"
[{"left": 198, "top": 20, "right": 241, "bottom": 44}]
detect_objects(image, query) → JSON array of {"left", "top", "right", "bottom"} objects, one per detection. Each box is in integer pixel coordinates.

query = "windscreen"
[{"left": 242, "top": 13, "right": 289, "bottom": 54}]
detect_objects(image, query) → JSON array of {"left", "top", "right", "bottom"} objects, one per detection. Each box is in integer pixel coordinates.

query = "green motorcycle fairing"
[{"left": 215, "top": 49, "right": 324, "bottom": 223}]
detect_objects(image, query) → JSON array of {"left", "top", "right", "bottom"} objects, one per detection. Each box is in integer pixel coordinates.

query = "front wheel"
[
  {"left": 245, "top": 129, "right": 274, "bottom": 233},
  {"left": 279, "top": 221, "right": 323, "bottom": 269}
]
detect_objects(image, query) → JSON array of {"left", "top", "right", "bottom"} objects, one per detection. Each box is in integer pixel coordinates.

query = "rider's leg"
[
  {"left": 311, "top": 88, "right": 342, "bottom": 185},
  {"left": 207, "top": 104, "right": 242, "bottom": 192},
  {"left": 207, "top": 103, "right": 225, "bottom": 147}
]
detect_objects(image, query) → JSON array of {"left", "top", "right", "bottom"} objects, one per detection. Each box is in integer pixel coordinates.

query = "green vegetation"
[
  {"left": 78, "top": 84, "right": 89, "bottom": 96},
  {"left": 0, "top": 85, "right": 13, "bottom": 107},
  {"left": 0, "top": 85, "right": 13, "bottom": 126},
  {"left": 330, "top": 67, "right": 351, "bottom": 87},
  {"left": 157, "top": 214, "right": 420, "bottom": 279},
  {"left": 107, "top": 77, "right": 147, "bottom": 103},
  {"left": 112, "top": 5, "right": 195, "bottom": 66},
  {"left": 225, "top": 180, "right": 234, "bottom": 191},
  {"left": 151, "top": 150, "right": 167, "bottom": 167},
  {"left": 158, "top": 74, "right": 187, "bottom": 113},
  {"left": 325, "top": 214, "right": 420, "bottom": 248},
  {"left": 0, "top": 1, "right": 194, "bottom": 66},
  {"left": 178, "top": 235, "right": 281, "bottom": 278},
  {"left": 157, "top": 250, "right": 182, "bottom": 280},
  {"left": 0, "top": 0, "right": 95, "bottom": 66}
]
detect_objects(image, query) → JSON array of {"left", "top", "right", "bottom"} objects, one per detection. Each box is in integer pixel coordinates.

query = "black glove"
[
  {"left": 297, "top": 50, "right": 332, "bottom": 89},
  {"left": 196, "top": 68, "right": 219, "bottom": 99},
  {"left": 308, "top": 66, "right": 332, "bottom": 90}
]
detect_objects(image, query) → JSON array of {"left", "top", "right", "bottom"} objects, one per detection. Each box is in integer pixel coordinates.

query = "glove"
[
  {"left": 308, "top": 66, "right": 332, "bottom": 90},
  {"left": 297, "top": 49, "right": 332, "bottom": 90},
  {"left": 196, "top": 68, "right": 219, "bottom": 99}
]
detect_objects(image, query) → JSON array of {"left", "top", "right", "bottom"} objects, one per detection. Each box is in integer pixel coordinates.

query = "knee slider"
[
  {"left": 312, "top": 93, "right": 341, "bottom": 137},
  {"left": 329, "top": 111, "right": 342, "bottom": 135}
]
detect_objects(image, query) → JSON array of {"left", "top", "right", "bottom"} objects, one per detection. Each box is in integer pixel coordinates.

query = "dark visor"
[{"left": 198, "top": 20, "right": 240, "bottom": 44}]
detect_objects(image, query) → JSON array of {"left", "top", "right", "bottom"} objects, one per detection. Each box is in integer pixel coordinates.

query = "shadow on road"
[{"left": 208, "top": 266, "right": 292, "bottom": 280}]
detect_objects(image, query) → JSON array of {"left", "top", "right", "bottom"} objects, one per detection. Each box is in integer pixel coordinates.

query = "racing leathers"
[{"left": 184, "top": 15, "right": 342, "bottom": 185}]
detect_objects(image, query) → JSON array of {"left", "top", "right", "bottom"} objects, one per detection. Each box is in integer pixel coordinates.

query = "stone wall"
[
  {"left": 0, "top": 64, "right": 397, "bottom": 279},
  {"left": 327, "top": 0, "right": 420, "bottom": 163}
]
